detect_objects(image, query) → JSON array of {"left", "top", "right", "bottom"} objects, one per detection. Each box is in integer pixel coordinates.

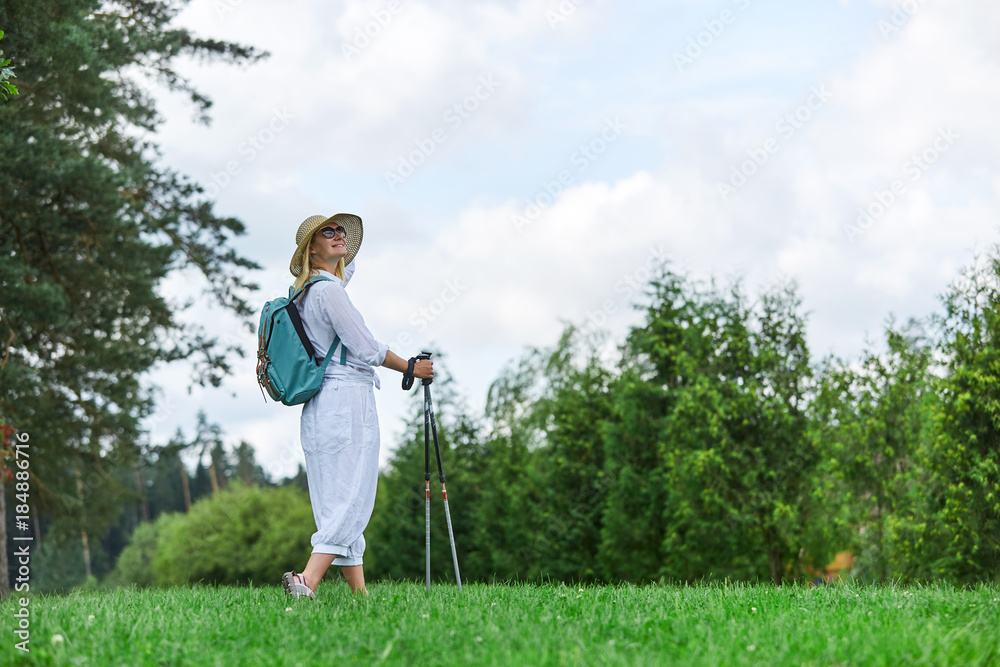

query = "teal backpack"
[{"left": 256, "top": 276, "right": 348, "bottom": 405}]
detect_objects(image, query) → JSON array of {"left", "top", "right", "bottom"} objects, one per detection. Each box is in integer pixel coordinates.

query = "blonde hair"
[{"left": 293, "top": 238, "right": 345, "bottom": 292}]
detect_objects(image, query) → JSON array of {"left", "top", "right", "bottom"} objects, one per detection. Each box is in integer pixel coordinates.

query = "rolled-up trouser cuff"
[{"left": 312, "top": 543, "right": 363, "bottom": 567}]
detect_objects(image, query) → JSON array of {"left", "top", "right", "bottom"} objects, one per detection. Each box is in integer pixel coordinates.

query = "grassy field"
[{"left": 1, "top": 580, "right": 998, "bottom": 666}]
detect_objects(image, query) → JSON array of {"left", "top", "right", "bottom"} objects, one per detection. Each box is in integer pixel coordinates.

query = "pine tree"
[
  {"left": 911, "top": 252, "right": 1000, "bottom": 581},
  {"left": 816, "top": 320, "right": 933, "bottom": 581},
  {"left": 524, "top": 327, "right": 614, "bottom": 582},
  {"left": 599, "top": 266, "right": 688, "bottom": 582},
  {"left": 0, "top": 0, "right": 265, "bottom": 547},
  {"left": 366, "top": 358, "right": 484, "bottom": 582},
  {"left": 233, "top": 440, "right": 271, "bottom": 487}
]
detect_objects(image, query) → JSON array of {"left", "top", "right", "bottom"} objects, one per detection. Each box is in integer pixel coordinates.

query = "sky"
[{"left": 142, "top": 0, "right": 1000, "bottom": 479}]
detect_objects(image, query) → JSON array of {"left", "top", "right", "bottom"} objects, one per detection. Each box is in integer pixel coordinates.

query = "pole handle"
[{"left": 417, "top": 350, "right": 433, "bottom": 385}]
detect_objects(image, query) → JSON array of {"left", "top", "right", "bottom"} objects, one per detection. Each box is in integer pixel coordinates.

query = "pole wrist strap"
[{"left": 402, "top": 356, "right": 417, "bottom": 390}]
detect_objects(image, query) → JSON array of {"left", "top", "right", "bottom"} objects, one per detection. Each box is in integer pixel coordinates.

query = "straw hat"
[{"left": 289, "top": 213, "right": 363, "bottom": 277}]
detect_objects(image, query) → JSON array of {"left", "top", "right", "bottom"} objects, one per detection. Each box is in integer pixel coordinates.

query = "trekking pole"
[
  {"left": 424, "top": 373, "right": 463, "bottom": 591},
  {"left": 414, "top": 351, "right": 463, "bottom": 592},
  {"left": 419, "top": 353, "right": 432, "bottom": 592}
]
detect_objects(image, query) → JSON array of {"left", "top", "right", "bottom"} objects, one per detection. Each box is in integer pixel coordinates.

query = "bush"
[
  {"left": 151, "top": 483, "right": 314, "bottom": 586},
  {"left": 107, "top": 519, "right": 163, "bottom": 588}
]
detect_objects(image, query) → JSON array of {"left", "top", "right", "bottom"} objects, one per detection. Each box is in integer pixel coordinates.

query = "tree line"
[
  {"left": 11, "top": 249, "right": 998, "bottom": 591},
  {"left": 1, "top": 0, "right": 997, "bottom": 592},
  {"left": 366, "top": 256, "right": 999, "bottom": 585}
]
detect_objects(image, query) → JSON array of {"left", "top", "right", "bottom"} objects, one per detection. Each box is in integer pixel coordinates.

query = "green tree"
[
  {"left": 599, "top": 268, "right": 688, "bottom": 582},
  {"left": 233, "top": 440, "right": 271, "bottom": 487},
  {"left": 0, "top": 1, "right": 264, "bottom": 548},
  {"left": 0, "top": 30, "right": 17, "bottom": 99},
  {"left": 279, "top": 463, "right": 309, "bottom": 496},
  {"left": 815, "top": 320, "right": 933, "bottom": 581},
  {"left": 906, "top": 253, "right": 1000, "bottom": 582},
  {"left": 106, "top": 520, "right": 160, "bottom": 588},
  {"left": 189, "top": 411, "right": 229, "bottom": 499},
  {"left": 606, "top": 266, "right": 825, "bottom": 583},
  {"left": 522, "top": 327, "right": 615, "bottom": 582},
  {"left": 146, "top": 437, "right": 193, "bottom": 519},
  {"left": 366, "top": 359, "right": 485, "bottom": 582},
  {"left": 468, "top": 350, "right": 550, "bottom": 581}
]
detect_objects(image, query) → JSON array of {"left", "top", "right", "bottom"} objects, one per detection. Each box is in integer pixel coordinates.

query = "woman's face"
[{"left": 308, "top": 224, "right": 348, "bottom": 269}]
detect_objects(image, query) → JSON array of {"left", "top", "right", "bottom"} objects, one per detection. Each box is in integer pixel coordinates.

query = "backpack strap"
[
  {"left": 289, "top": 275, "right": 334, "bottom": 301},
  {"left": 316, "top": 334, "right": 347, "bottom": 367},
  {"left": 284, "top": 295, "right": 326, "bottom": 367},
  {"left": 316, "top": 337, "right": 340, "bottom": 371},
  {"left": 289, "top": 276, "right": 349, "bottom": 367}
]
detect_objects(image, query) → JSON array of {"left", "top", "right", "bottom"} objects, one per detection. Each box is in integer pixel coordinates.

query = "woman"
[{"left": 281, "top": 213, "right": 432, "bottom": 598}]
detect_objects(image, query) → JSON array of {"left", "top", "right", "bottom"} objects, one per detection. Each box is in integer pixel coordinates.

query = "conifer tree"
[
  {"left": 909, "top": 253, "right": 1000, "bottom": 581},
  {"left": 0, "top": 1, "right": 264, "bottom": 545}
]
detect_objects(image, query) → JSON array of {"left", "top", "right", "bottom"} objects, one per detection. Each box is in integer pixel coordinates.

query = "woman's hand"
[
  {"left": 413, "top": 359, "right": 433, "bottom": 379},
  {"left": 381, "top": 350, "right": 434, "bottom": 379}
]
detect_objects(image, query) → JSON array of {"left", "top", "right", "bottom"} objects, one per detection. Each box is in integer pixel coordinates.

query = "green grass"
[{"left": 2, "top": 581, "right": 998, "bottom": 665}]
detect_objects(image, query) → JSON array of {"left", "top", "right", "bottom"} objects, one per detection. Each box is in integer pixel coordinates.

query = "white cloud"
[{"left": 142, "top": 0, "right": 1000, "bottom": 478}]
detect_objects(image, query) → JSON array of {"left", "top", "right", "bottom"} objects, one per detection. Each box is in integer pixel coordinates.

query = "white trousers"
[{"left": 300, "top": 378, "right": 380, "bottom": 567}]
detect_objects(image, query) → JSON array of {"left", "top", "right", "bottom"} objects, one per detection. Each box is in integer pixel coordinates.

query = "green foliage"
[
  {"left": 814, "top": 320, "right": 934, "bottom": 581},
  {"left": 598, "top": 268, "right": 695, "bottom": 582},
  {"left": 364, "top": 253, "right": 1000, "bottom": 585},
  {"left": 906, "top": 254, "right": 1000, "bottom": 582},
  {"left": 0, "top": 0, "right": 263, "bottom": 544},
  {"left": 149, "top": 484, "right": 313, "bottom": 586},
  {"left": 466, "top": 351, "right": 547, "bottom": 580},
  {"left": 601, "top": 267, "right": 829, "bottom": 583},
  {"left": 145, "top": 437, "right": 192, "bottom": 519},
  {"left": 29, "top": 531, "right": 111, "bottom": 594},
  {"left": 366, "top": 359, "right": 488, "bottom": 582},
  {"left": 233, "top": 440, "right": 272, "bottom": 487},
  {"left": 432, "top": 328, "right": 619, "bottom": 583},
  {"left": 107, "top": 520, "right": 161, "bottom": 588},
  {"left": 525, "top": 328, "right": 615, "bottom": 582},
  {"left": 0, "top": 30, "right": 17, "bottom": 100}
]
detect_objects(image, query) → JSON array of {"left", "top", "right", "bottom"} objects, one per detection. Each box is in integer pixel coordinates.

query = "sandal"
[{"left": 282, "top": 570, "right": 316, "bottom": 599}]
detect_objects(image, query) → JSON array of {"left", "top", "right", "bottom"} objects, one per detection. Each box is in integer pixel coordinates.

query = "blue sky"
[{"left": 144, "top": 0, "right": 1000, "bottom": 477}]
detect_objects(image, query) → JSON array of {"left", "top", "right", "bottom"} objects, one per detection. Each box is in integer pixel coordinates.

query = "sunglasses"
[{"left": 318, "top": 226, "right": 347, "bottom": 239}]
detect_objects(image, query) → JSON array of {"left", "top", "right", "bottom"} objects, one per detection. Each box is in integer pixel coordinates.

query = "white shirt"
[{"left": 295, "top": 266, "right": 388, "bottom": 388}]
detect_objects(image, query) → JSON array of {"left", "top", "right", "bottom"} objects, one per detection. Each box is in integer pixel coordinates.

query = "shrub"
[
  {"left": 108, "top": 519, "right": 164, "bottom": 588},
  {"left": 151, "top": 483, "right": 314, "bottom": 586}
]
